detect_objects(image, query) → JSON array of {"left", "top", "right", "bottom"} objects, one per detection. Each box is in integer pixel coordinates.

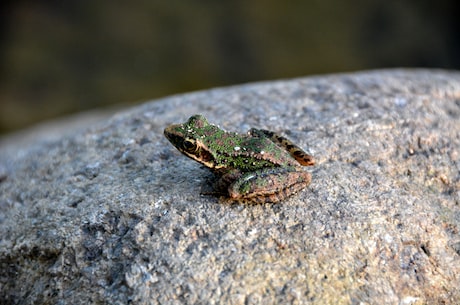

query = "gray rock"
[{"left": 1, "top": 69, "right": 459, "bottom": 304}]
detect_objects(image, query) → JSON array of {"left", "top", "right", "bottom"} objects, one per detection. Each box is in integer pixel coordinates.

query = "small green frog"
[{"left": 164, "top": 114, "right": 315, "bottom": 203}]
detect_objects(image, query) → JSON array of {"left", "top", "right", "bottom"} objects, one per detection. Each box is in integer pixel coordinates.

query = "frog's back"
[{"left": 236, "top": 135, "right": 301, "bottom": 168}]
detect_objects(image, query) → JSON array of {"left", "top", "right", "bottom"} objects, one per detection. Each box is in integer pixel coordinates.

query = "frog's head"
[{"left": 164, "top": 114, "right": 220, "bottom": 168}]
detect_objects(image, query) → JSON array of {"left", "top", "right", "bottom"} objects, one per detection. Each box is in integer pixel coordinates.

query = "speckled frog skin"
[{"left": 164, "top": 114, "right": 315, "bottom": 203}]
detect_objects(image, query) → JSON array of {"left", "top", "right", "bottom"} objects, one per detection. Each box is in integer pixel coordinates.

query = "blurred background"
[{"left": 1, "top": 0, "right": 459, "bottom": 135}]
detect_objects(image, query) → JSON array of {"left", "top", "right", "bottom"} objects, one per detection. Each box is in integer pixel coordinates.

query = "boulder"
[{"left": 1, "top": 69, "right": 459, "bottom": 304}]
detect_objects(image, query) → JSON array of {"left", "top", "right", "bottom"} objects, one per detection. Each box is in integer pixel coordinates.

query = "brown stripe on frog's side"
[{"left": 250, "top": 128, "right": 315, "bottom": 166}]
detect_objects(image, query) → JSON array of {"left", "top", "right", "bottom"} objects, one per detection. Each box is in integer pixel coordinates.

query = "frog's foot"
[{"left": 227, "top": 168, "right": 311, "bottom": 204}]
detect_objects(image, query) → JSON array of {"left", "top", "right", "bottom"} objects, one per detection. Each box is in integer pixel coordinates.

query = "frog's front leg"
[
  {"left": 213, "top": 169, "right": 242, "bottom": 194},
  {"left": 227, "top": 168, "right": 311, "bottom": 203}
]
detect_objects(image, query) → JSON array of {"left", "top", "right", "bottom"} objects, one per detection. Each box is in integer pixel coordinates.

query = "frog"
[{"left": 163, "top": 114, "right": 315, "bottom": 203}]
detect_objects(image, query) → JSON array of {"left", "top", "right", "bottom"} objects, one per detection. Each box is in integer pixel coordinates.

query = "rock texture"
[{"left": 1, "top": 69, "right": 459, "bottom": 304}]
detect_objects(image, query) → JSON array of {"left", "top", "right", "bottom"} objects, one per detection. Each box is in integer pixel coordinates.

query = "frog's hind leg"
[
  {"left": 245, "top": 179, "right": 310, "bottom": 204},
  {"left": 227, "top": 168, "right": 311, "bottom": 204},
  {"left": 249, "top": 128, "right": 315, "bottom": 166}
]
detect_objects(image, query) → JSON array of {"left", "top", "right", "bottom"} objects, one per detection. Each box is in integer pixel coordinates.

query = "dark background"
[{"left": 1, "top": 0, "right": 459, "bottom": 134}]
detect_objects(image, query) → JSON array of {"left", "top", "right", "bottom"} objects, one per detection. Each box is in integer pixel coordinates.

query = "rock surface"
[{"left": 1, "top": 69, "right": 459, "bottom": 304}]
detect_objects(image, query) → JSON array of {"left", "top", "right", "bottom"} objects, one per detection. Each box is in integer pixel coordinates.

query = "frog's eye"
[{"left": 183, "top": 138, "right": 197, "bottom": 152}]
